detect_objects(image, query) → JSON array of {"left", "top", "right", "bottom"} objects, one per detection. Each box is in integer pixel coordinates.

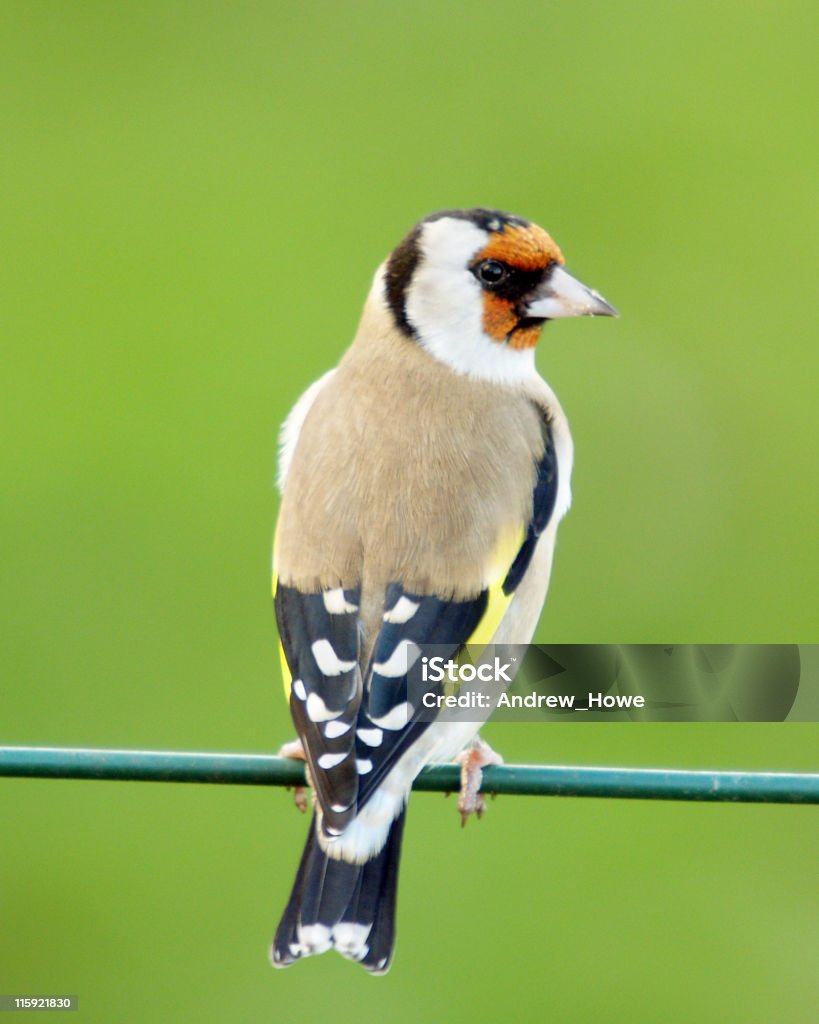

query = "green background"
[{"left": 1, "top": 2, "right": 816, "bottom": 1021}]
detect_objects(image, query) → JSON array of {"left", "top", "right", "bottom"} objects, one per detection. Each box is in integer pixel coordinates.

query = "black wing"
[{"left": 275, "top": 583, "right": 362, "bottom": 835}]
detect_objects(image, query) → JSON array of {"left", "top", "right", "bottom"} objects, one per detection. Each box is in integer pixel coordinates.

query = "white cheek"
[
  {"left": 405, "top": 219, "right": 540, "bottom": 386},
  {"left": 405, "top": 219, "right": 486, "bottom": 339}
]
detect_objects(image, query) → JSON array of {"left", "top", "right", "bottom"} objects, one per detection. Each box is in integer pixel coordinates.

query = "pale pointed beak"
[{"left": 525, "top": 265, "right": 618, "bottom": 320}]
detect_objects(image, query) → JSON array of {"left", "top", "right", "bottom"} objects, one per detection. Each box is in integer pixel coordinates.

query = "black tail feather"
[
  {"left": 358, "top": 810, "right": 406, "bottom": 973},
  {"left": 271, "top": 818, "right": 314, "bottom": 953},
  {"left": 271, "top": 810, "right": 407, "bottom": 974}
]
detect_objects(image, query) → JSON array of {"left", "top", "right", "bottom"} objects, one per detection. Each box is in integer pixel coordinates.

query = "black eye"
[{"left": 474, "top": 259, "right": 508, "bottom": 287}]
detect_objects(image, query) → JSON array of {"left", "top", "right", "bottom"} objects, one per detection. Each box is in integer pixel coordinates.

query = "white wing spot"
[
  {"left": 323, "top": 588, "right": 358, "bottom": 615},
  {"left": 383, "top": 596, "right": 420, "bottom": 624},
  {"left": 372, "top": 701, "right": 413, "bottom": 731},
  {"left": 356, "top": 727, "right": 383, "bottom": 747},
  {"left": 356, "top": 759, "right": 373, "bottom": 775},
  {"left": 318, "top": 751, "right": 348, "bottom": 770},
  {"left": 306, "top": 692, "right": 341, "bottom": 722},
  {"left": 324, "top": 719, "right": 352, "bottom": 739},
  {"left": 291, "top": 679, "right": 306, "bottom": 701},
  {"left": 312, "top": 639, "right": 356, "bottom": 676},
  {"left": 373, "top": 639, "right": 420, "bottom": 678}
]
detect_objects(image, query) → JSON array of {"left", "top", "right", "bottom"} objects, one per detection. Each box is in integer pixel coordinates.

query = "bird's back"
[{"left": 276, "top": 316, "right": 547, "bottom": 650}]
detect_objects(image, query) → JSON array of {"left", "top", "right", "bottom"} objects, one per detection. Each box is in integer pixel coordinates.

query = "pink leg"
[
  {"left": 278, "top": 738, "right": 311, "bottom": 813},
  {"left": 454, "top": 735, "right": 504, "bottom": 826}
]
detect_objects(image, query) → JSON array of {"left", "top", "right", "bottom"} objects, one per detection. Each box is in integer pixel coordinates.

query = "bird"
[{"left": 270, "top": 208, "right": 615, "bottom": 973}]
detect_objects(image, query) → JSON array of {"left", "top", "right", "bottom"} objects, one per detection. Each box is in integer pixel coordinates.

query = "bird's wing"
[
  {"left": 275, "top": 581, "right": 363, "bottom": 835},
  {"left": 499, "top": 413, "right": 558, "bottom": 595},
  {"left": 354, "top": 412, "right": 558, "bottom": 811}
]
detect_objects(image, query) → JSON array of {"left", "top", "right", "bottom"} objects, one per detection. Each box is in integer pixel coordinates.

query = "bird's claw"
[
  {"left": 291, "top": 785, "right": 308, "bottom": 814},
  {"left": 454, "top": 736, "right": 503, "bottom": 826},
  {"left": 278, "top": 738, "right": 311, "bottom": 813}
]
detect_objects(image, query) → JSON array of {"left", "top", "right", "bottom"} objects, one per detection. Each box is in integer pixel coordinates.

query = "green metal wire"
[{"left": 1, "top": 746, "right": 817, "bottom": 803}]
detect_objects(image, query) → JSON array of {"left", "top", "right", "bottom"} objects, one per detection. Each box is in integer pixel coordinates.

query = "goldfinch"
[{"left": 271, "top": 208, "right": 615, "bottom": 973}]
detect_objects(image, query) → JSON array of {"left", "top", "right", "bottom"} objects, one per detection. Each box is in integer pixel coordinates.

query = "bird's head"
[{"left": 382, "top": 208, "right": 616, "bottom": 382}]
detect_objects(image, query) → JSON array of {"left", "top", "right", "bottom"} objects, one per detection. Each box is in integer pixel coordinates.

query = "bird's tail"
[{"left": 271, "top": 810, "right": 407, "bottom": 974}]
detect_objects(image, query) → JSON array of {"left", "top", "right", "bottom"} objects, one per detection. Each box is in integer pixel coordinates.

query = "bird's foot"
[
  {"left": 454, "top": 735, "right": 504, "bottom": 826},
  {"left": 278, "top": 738, "right": 311, "bottom": 813}
]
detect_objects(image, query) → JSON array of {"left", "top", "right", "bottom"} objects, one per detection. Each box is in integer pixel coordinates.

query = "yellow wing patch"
[
  {"left": 278, "top": 641, "right": 292, "bottom": 702},
  {"left": 466, "top": 525, "right": 524, "bottom": 646}
]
